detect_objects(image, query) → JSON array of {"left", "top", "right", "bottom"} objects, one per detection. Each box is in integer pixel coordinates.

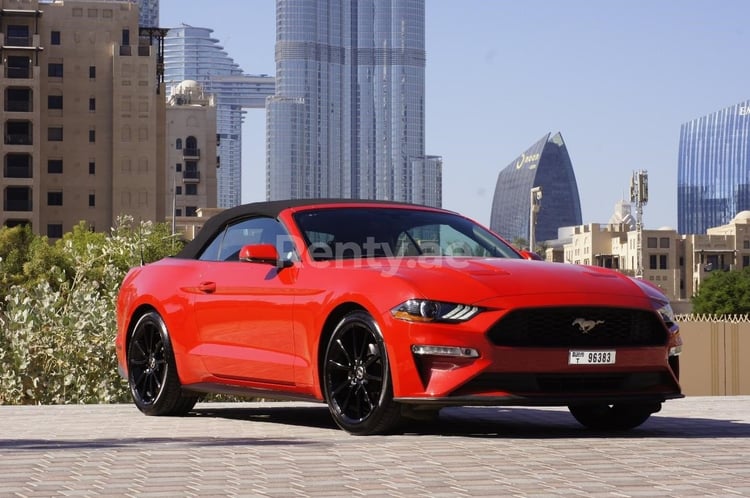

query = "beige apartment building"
[
  {"left": 552, "top": 204, "right": 750, "bottom": 312},
  {"left": 164, "top": 79, "right": 217, "bottom": 237},
  {"left": 2, "top": 0, "right": 217, "bottom": 239}
]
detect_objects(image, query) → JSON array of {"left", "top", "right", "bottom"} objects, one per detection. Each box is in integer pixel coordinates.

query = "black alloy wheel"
[
  {"left": 568, "top": 402, "right": 660, "bottom": 431},
  {"left": 127, "top": 311, "right": 197, "bottom": 416},
  {"left": 323, "top": 311, "right": 403, "bottom": 435}
]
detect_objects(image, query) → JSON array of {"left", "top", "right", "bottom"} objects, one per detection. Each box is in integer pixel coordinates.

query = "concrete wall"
[{"left": 678, "top": 318, "right": 750, "bottom": 396}]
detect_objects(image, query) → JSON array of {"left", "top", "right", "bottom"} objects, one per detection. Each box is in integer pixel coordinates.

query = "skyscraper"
[
  {"left": 267, "top": 0, "right": 441, "bottom": 207},
  {"left": 163, "top": 25, "right": 274, "bottom": 208},
  {"left": 678, "top": 100, "right": 750, "bottom": 235},
  {"left": 490, "top": 132, "right": 583, "bottom": 245}
]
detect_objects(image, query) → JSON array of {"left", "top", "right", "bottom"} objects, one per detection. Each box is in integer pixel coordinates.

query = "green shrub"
[{"left": 0, "top": 216, "right": 183, "bottom": 404}]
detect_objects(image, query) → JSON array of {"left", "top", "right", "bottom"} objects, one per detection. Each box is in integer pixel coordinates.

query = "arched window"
[
  {"left": 186, "top": 136, "right": 197, "bottom": 150},
  {"left": 176, "top": 138, "right": 182, "bottom": 150}
]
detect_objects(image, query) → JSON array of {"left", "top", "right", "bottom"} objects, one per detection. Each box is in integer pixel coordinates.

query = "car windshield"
[{"left": 293, "top": 207, "right": 521, "bottom": 261}]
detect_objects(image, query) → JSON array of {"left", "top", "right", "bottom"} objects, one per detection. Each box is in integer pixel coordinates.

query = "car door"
[{"left": 190, "top": 216, "right": 297, "bottom": 385}]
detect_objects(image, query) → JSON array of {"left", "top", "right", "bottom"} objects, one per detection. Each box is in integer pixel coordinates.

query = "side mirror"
[
  {"left": 520, "top": 250, "right": 542, "bottom": 261},
  {"left": 239, "top": 244, "right": 293, "bottom": 268}
]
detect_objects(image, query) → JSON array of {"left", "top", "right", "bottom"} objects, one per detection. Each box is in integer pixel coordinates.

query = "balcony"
[
  {"left": 183, "top": 148, "right": 200, "bottom": 159},
  {"left": 1, "top": 33, "right": 41, "bottom": 51},
  {"left": 5, "top": 100, "right": 32, "bottom": 112},
  {"left": 4, "top": 35, "right": 31, "bottom": 46},
  {"left": 5, "top": 88, "right": 33, "bottom": 112},
  {"left": 4, "top": 156, "right": 32, "bottom": 178},
  {"left": 5, "top": 134, "right": 32, "bottom": 145},
  {"left": 183, "top": 170, "right": 201, "bottom": 183},
  {"left": 4, "top": 187, "right": 33, "bottom": 212},
  {"left": 4, "top": 56, "right": 32, "bottom": 78}
]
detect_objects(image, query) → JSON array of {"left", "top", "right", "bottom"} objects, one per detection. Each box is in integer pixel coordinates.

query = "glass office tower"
[
  {"left": 490, "top": 132, "right": 582, "bottom": 245},
  {"left": 678, "top": 100, "right": 750, "bottom": 235},
  {"left": 267, "top": 0, "right": 441, "bottom": 207},
  {"left": 164, "top": 25, "right": 275, "bottom": 208}
]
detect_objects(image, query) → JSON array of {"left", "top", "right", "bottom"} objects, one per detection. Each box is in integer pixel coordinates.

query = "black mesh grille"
[{"left": 487, "top": 307, "right": 667, "bottom": 348}]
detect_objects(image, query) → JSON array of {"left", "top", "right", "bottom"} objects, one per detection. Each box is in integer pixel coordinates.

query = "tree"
[{"left": 691, "top": 267, "right": 750, "bottom": 315}]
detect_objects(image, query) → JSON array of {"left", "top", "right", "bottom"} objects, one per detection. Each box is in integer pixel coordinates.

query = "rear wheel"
[
  {"left": 568, "top": 402, "right": 660, "bottom": 431},
  {"left": 127, "top": 311, "right": 197, "bottom": 416},
  {"left": 323, "top": 311, "right": 403, "bottom": 435}
]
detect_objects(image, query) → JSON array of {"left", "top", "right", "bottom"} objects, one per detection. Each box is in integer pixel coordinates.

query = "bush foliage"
[{"left": 0, "top": 217, "right": 182, "bottom": 404}]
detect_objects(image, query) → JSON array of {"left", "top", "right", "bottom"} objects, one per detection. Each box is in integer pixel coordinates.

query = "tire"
[
  {"left": 323, "top": 311, "right": 403, "bottom": 435},
  {"left": 127, "top": 311, "right": 197, "bottom": 416},
  {"left": 568, "top": 402, "right": 660, "bottom": 431}
]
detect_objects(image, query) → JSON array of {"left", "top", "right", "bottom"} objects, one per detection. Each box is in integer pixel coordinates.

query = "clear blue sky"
[{"left": 160, "top": 0, "right": 750, "bottom": 230}]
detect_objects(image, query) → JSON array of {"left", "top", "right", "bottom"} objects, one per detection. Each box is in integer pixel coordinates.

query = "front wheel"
[
  {"left": 568, "top": 402, "right": 661, "bottom": 431},
  {"left": 323, "top": 311, "right": 403, "bottom": 435},
  {"left": 127, "top": 311, "right": 197, "bottom": 416}
]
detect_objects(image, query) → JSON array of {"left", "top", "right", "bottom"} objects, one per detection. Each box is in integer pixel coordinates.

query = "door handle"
[{"left": 198, "top": 281, "right": 216, "bottom": 294}]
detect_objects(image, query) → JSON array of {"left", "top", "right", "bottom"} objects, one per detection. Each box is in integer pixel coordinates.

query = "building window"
[
  {"left": 48, "top": 95, "right": 63, "bottom": 110},
  {"left": 48, "top": 159, "right": 63, "bottom": 174},
  {"left": 649, "top": 255, "right": 657, "bottom": 270},
  {"left": 659, "top": 237, "right": 670, "bottom": 249},
  {"left": 659, "top": 255, "right": 668, "bottom": 269},
  {"left": 48, "top": 127, "right": 63, "bottom": 141},
  {"left": 175, "top": 208, "right": 182, "bottom": 217},
  {"left": 122, "top": 29, "right": 130, "bottom": 45},
  {"left": 646, "top": 237, "right": 657, "bottom": 249},
  {"left": 89, "top": 66, "right": 96, "bottom": 79},
  {"left": 185, "top": 184, "right": 198, "bottom": 195},
  {"left": 89, "top": 130, "right": 96, "bottom": 143},
  {"left": 89, "top": 98, "right": 96, "bottom": 111},
  {"left": 175, "top": 163, "right": 182, "bottom": 172},
  {"left": 89, "top": 193, "right": 95, "bottom": 207},
  {"left": 185, "top": 206, "right": 197, "bottom": 217},
  {"left": 89, "top": 162, "right": 96, "bottom": 174},
  {"left": 176, "top": 138, "right": 182, "bottom": 150},
  {"left": 47, "top": 224, "right": 63, "bottom": 239},
  {"left": 48, "top": 63, "right": 63, "bottom": 77},
  {"left": 744, "top": 240, "right": 750, "bottom": 249},
  {"left": 47, "top": 191, "right": 63, "bottom": 206},
  {"left": 744, "top": 255, "right": 750, "bottom": 267},
  {"left": 51, "top": 31, "right": 61, "bottom": 45},
  {"left": 175, "top": 186, "right": 182, "bottom": 195}
]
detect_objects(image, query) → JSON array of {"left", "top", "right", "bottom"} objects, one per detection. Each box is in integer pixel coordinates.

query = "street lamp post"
[{"left": 529, "top": 186, "right": 543, "bottom": 253}]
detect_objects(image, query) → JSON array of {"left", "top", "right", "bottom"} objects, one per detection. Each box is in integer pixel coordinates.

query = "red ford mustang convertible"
[{"left": 116, "top": 200, "right": 683, "bottom": 435}]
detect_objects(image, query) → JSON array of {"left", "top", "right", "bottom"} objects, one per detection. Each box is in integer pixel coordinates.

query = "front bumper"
[{"left": 383, "top": 305, "right": 682, "bottom": 406}]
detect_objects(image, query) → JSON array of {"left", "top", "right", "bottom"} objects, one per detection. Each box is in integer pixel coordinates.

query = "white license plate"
[{"left": 568, "top": 350, "right": 616, "bottom": 365}]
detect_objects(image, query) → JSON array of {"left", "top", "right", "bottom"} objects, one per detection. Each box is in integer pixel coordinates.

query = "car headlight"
[
  {"left": 656, "top": 302, "right": 676, "bottom": 328},
  {"left": 392, "top": 299, "right": 482, "bottom": 323}
]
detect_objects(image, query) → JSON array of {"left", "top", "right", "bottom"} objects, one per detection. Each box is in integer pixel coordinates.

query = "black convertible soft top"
[{"left": 175, "top": 198, "right": 440, "bottom": 260}]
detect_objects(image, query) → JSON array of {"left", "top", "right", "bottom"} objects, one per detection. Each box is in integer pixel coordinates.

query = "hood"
[{"left": 385, "top": 257, "right": 653, "bottom": 307}]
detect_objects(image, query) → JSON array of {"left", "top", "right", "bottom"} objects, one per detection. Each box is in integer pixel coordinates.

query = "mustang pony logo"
[{"left": 572, "top": 318, "right": 605, "bottom": 334}]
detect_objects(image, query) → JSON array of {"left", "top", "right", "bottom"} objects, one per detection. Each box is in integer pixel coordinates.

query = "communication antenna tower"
[{"left": 630, "top": 170, "right": 648, "bottom": 279}]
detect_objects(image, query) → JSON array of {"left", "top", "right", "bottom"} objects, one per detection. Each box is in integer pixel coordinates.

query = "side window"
[{"left": 198, "top": 217, "right": 292, "bottom": 262}]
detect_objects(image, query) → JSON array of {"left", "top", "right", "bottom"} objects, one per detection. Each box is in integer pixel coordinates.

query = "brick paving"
[{"left": 1, "top": 397, "right": 750, "bottom": 497}]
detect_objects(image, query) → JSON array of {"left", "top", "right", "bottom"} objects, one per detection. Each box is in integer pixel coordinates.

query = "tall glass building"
[
  {"left": 490, "top": 132, "right": 582, "bottom": 244},
  {"left": 164, "top": 25, "right": 275, "bottom": 208},
  {"left": 678, "top": 100, "right": 750, "bottom": 235},
  {"left": 267, "top": 0, "right": 441, "bottom": 207}
]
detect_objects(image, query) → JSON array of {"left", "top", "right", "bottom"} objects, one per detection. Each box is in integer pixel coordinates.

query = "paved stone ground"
[{"left": 1, "top": 396, "right": 750, "bottom": 497}]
